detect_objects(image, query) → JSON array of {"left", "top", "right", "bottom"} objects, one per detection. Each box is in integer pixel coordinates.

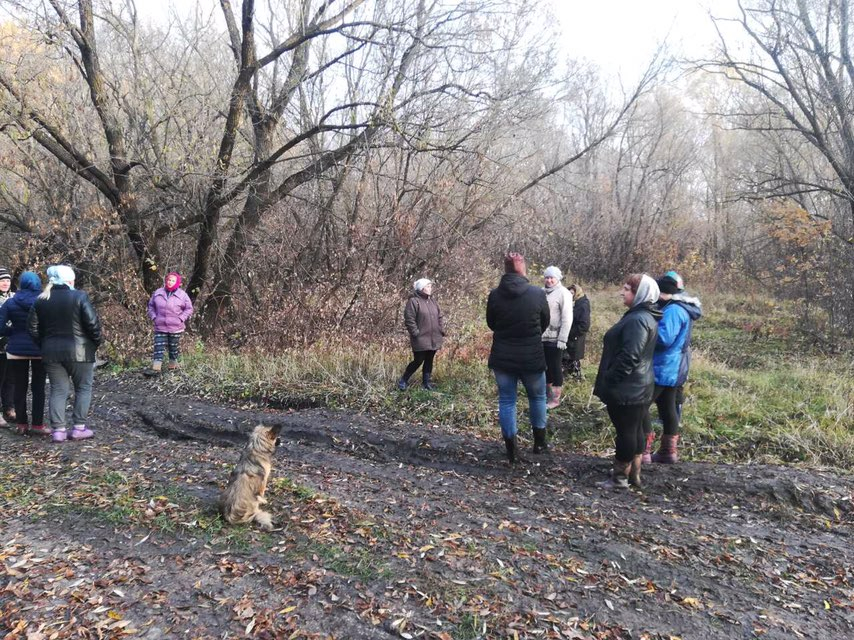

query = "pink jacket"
[{"left": 147, "top": 287, "right": 193, "bottom": 333}]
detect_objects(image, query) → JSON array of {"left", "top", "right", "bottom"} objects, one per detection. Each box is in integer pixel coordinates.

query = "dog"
[{"left": 219, "top": 424, "right": 283, "bottom": 531}]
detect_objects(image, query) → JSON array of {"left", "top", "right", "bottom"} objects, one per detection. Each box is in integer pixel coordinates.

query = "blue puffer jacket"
[
  {"left": 652, "top": 295, "right": 702, "bottom": 387},
  {"left": 0, "top": 272, "right": 43, "bottom": 358}
]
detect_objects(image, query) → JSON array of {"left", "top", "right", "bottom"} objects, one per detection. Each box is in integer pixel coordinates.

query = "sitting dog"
[{"left": 219, "top": 424, "right": 283, "bottom": 530}]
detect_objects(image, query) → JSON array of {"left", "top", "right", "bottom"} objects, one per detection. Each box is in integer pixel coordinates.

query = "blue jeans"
[{"left": 493, "top": 369, "right": 547, "bottom": 439}]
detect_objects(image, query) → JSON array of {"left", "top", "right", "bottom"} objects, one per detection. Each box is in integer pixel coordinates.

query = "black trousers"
[
  {"left": 7, "top": 359, "right": 46, "bottom": 426},
  {"left": 642, "top": 384, "right": 680, "bottom": 436},
  {"left": 607, "top": 404, "right": 647, "bottom": 462},
  {"left": 543, "top": 343, "right": 564, "bottom": 386},
  {"left": 0, "top": 356, "right": 15, "bottom": 412},
  {"left": 402, "top": 350, "right": 436, "bottom": 381}
]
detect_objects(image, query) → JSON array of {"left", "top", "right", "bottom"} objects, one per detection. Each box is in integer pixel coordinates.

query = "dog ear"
[{"left": 268, "top": 424, "right": 284, "bottom": 438}]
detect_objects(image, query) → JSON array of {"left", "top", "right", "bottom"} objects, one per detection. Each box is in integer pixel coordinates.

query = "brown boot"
[
  {"left": 546, "top": 386, "right": 562, "bottom": 409},
  {"left": 629, "top": 455, "right": 643, "bottom": 488},
  {"left": 167, "top": 361, "right": 181, "bottom": 371},
  {"left": 598, "top": 458, "right": 631, "bottom": 489},
  {"left": 651, "top": 434, "right": 680, "bottom": 464}
]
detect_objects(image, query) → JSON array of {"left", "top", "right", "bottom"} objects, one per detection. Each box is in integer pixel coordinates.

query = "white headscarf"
[
  {"left": 47, "top": 265, "right": 75, "bottom": 289},
  {"left": 413, "top": 278, "right": 432, "bottom": 293},
  {"left": 632, "top": 274, "right": 659, "bottom": 307}
]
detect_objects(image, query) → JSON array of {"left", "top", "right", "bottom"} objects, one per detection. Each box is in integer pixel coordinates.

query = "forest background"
[{"left": 0, "top": 0, "right": 852, "bottom": 467}]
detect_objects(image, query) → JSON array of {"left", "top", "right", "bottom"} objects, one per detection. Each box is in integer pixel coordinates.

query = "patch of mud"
[{"left": 1, "top": 371, "right": 852, "bottom": 639}]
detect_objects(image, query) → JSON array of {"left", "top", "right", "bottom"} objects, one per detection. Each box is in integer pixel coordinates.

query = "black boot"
[
  {"left": 532, "top": 427, "right": 549, "bottom": 454},
  {"left": 422, "top": 372, "right": 436, "bottom": 390},
  {"left": 503, "top": 434, "right": 517, "bottom": 463}
]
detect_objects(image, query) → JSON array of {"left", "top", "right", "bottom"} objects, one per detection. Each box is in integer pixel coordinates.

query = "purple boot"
[
  {"left": 52, "top": 429, "right": 67, "bottom": 443},
  {"left": 70, "top": 425, "right": 94, "bottom": 440}
]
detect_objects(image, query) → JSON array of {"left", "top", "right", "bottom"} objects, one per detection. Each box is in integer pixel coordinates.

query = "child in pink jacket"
[{"left": 146, "top": 272, "right": 193, "bottom": 374}]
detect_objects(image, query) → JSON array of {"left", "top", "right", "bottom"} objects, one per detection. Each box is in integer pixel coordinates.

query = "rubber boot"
[
  {"left": 651, "top": 434, "right": 680, "bottom": 464},
  {"left": 598, "top": 458, "right": 631, "bottom": 489},
  {"left": 29, "top": 425, "right": 50, "bottom": 436},
  {"left": 546, "top": 386, "right": 562, "bottom": 410},
  {"left": 52, "top": 428, "right": 67, "bottom": 443},
  {"left": 144, "top": 361, "right": 162, "bottom": 377},
  {"left": 546, "top": 384, "right": 554, "bottom": 405},
  {"left": 503, "top": 434, "right": 518, "bottom": 464},
  {"left": 629, "top": 454, "right": 643, "bottom": 488},
  {"left": 396, "top": 375, "right": 409, "bottom": 391},
  {"left": 15, "top": 423, "right": 28, "bottom": 435},
  {"left": 532, "top": 427, "right": 549, "bottom": 454},
  {"left": 641, "top": 432, "right": 656, "bottom": 464},
  {"left": 422, "top": 372, "right": 436, "bottom": 391},
  {"left": 167, "top": 361, "right": 181, "bottom": 371}
]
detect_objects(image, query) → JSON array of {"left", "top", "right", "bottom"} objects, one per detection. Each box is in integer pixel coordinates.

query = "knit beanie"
[
  {"left": 413, "top": 278, "right": 432, "bottom": 293},
  {"left": 0, "top": 268, "right": 10, "bottom": 282},
  {"left": 165, "top": 272, "right": 182, "bottom": 292},
  {"left": 656, "top": 270, "right": 684, "bottom": 295},
  {"left": 504, "top": 252, "right": 526, "bottom": 275},
  {"left": 543, "top": 266, "right": 562, "bottom": 280}
]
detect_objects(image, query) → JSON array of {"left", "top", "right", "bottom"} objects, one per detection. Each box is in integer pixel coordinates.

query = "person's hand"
[{"left": 557, "top": 340, "right": 567, "bottom": 350}]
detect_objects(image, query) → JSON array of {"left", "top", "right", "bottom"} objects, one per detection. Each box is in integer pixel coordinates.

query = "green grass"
[{"left": 168, "top": 288, "right": 854, "bottom": 471}]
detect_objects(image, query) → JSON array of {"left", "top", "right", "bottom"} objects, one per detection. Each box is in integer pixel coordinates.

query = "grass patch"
[{"left": 168, "top": 288, "right": 854, "bottom": 471}]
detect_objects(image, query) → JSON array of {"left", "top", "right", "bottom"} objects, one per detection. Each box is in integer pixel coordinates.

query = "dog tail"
[{"left": 254, "top": 510, "right": 273, "bottom": 531}]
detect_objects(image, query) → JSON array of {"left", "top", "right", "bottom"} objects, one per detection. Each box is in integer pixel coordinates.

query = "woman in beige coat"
[{"left": 542, "top": 266, "right": 573, "bottom": 409}]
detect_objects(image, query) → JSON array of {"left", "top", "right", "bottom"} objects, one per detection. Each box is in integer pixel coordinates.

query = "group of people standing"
[
  {"left": 400, "top": 253, "right": 701, "bottom": 488},
  {"left": 0, "top": 266, "right": 102, "bottom": 441},
  {"left": 0, "top": 267, "right": 194, "bottom": 442}
]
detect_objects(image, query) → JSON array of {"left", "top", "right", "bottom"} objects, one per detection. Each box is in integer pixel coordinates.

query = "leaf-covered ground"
[{"left": 1, "top": 373, "right": 852, "bottom": 639}]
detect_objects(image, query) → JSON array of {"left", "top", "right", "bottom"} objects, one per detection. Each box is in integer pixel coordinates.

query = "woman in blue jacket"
[
  {"left": 643, "top": 271, "right": 702, "bottom": 464},
  {"left": 0, "top": 272, "right": 47, "bottom": 435}
]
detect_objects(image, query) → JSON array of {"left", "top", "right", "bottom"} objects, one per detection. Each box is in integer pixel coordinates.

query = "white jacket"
[{"left": 542, "top": 285, "right": 573, "bottom": 345}]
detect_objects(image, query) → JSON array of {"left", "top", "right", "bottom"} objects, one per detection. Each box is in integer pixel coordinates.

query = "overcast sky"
[
  {"left": 547, "top": 0, "right": 740, "bottom": 80},
  {"left": 139, "top": 0, "right": 742, "bottom": 83}
]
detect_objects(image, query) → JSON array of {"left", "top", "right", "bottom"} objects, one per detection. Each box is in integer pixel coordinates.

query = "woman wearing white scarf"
[
  {"left": 541, "top": 266, "right": 573, "bottom": 416},
  {"left": 593, "top": 274, "right": 661, "bottom": 489}
]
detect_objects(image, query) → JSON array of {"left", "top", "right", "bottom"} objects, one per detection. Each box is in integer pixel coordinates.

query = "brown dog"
[{"left": 219, "top": 424, "right": 283, "bottom": 530}]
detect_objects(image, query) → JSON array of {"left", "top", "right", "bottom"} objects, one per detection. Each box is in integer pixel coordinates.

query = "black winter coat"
[
  {"left": 565, "top": 295, "right": 591, "bottom": 360},
  {"left": 486, "top": 273, "right": 550, "bottom": 373},
  {"left": 593, "top": 302, "right": 661, "bottom": 406},
  {"left": 28, "top": 285, "right": 103, "bottom": 363}
]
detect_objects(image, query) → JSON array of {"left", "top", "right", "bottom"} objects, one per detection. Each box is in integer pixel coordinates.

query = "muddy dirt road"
[{"left": 1, "top": 374, "right": 852, "bottom": 639}]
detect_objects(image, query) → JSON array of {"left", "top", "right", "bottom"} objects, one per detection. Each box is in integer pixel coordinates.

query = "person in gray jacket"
[
  {"left": 398, "top": 278, "right": 446, "bottom": 390},
  {"left": 541, "top": 266, "right": 573, "bottom": 409}
]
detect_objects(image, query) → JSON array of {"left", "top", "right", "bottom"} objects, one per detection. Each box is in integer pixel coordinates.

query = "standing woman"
[
  {"left": 146, "top": 272, "right": 194, "bottom": 375},
  {"left": 593, "top": 274, "right": 660, "bottom": 489},
  {"left": 487, "top": 253, "right": 550, "bottom": 461},
  {"left": 0, "top": 272, "right": 47, "bottom": 435},
  {"left": 563, "top": 284, "right": 591, "bottom": 381},
  {"left": 0, "top": 267, "right": 16, "bottom": 424},
  {"left": 398, "top": 278, "right": 445, "bottom": 390},
  {"left": 541, "top": 266, "right": 573, "bottom": 409},
  {"left": 28, "top": 265, "right": 103, "bottom": 442}
]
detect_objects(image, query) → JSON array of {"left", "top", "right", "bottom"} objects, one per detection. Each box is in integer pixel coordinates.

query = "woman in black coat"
[
  {"left": 28, "top": 265, "right": 102, "bottom": 443},
  {"left": 593, "top": 274, "right": 661, "bottom": 489},
  {"left": 486, "top": 253, "right": 550, "bottom": 462},
  {"left": 563, "top": 283, "right": 591, "bottom": 380}
]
